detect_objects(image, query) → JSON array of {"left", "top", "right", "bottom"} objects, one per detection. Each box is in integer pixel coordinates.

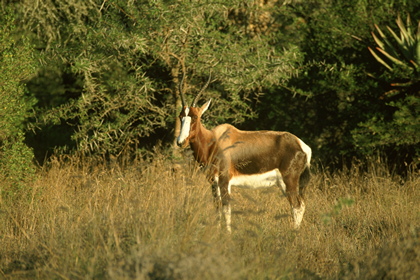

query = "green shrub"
[
  {"left": 353, "top": 14, "right": 420, "bottom": 167},
  {"left": 0, "top": 9, "right": 36, "bottom": 190}
]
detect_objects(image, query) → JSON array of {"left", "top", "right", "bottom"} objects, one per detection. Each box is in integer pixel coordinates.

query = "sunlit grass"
[{"left": 1, "top": 154, "right": 419, "bottom": 279}]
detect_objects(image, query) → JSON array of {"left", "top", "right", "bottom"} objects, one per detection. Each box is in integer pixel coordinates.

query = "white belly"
[{"left": 228, "top": 169, "right": 286, "bottom": 193}]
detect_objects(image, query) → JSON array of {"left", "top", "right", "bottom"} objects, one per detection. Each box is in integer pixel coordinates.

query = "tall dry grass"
[{"left": 0, "top": 154, "right": 419, "bottom": 279}]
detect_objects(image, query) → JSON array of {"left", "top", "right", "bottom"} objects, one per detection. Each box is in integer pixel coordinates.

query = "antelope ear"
[{"left": 201, "top": 99, "right": 211, "bottom": 115}]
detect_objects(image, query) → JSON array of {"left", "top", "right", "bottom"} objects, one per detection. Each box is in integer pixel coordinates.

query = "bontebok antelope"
[{"left": 176, "top": 75, "right": 312, "bottom": 232}]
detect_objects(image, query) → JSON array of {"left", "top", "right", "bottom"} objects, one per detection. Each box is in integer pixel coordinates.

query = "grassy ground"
[{"left": 0, "top": 154, "right": 419, "bottom": 279}]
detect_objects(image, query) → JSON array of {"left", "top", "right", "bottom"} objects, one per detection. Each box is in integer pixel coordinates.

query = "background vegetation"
[
  {"left": 0, "top": 0, "right": 419, "bottom": 278},
  {"left": 0, "top": 0, "right": 418, "bottom": 172}
]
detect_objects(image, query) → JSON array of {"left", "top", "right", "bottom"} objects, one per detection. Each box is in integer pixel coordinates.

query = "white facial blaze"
[{"left": 177, "top": 108, "right": 191, "bottom": 145}]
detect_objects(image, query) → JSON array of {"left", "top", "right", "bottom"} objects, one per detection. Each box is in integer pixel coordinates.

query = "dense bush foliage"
[
  {"left": 0, "top": 9, "right": 36, "bottom": 188},
  {"left": 247, "top": 1, "right": 419, "bottom": 168},
  {"left": 0, "top": 0, "right": 419, "bottom": 178}
]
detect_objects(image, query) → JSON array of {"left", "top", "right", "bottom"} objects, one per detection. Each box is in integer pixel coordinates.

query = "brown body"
[{"left": 178, "top": 102, "right": 311, "bottom": 231}]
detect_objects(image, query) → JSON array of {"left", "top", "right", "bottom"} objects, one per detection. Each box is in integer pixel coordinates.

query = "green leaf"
[
  {"left": 373, "top": 24, "right": 400, "bottom": 59},
  {"left": 376, "top": 47, "right": 411, "bottom": 69},
  {"left": 368, "top": 47, "right": 392, "bottom": 70}
]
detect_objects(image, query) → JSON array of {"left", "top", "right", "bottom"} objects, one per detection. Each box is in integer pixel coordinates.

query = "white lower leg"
[
  {"left": 222, "top": 204, "right": 232, "bottom": 233},
  {"left": 292, "top": 201, "right": 306, "bottom": 229},
  {"left": 217, "top": 208, "right": 223, "bottom": 229}
]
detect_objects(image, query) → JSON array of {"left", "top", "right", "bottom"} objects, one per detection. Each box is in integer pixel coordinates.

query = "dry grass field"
[{"left": 1, "top": 154, "right": 419, "bottom": 279}]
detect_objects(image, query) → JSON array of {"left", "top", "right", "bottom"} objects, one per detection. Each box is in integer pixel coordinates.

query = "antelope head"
[{"left": 176, "top": 73, "right": 211, "bottom": 148}]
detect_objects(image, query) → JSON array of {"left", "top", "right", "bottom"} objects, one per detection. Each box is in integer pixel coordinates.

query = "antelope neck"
[{"left": 190, "top": 122, "right": 216, "bottom": 165}]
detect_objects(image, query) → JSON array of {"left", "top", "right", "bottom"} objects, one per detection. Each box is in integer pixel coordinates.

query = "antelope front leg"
[{"left": 211, "top": 177, "right": 223, "bottom": 227}]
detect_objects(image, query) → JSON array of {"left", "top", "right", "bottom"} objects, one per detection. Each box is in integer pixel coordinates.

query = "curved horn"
[
  {"left": 178, "top": 65, "right": 187, "bottom": 108},
  {"left": 170, "top": 52, "right": 187, "bottom": 108},
  {"left": 191, "top": 72, "right": 212, "bottom": 107}
]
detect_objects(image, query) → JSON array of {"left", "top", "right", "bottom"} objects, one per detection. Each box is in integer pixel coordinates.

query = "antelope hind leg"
[{"left": 292, "top": 200, "right": 305, "bottom": 229}]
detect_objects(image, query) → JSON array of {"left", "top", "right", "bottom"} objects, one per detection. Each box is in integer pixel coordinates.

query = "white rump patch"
[
  {"left": 229, "top": 169, "right": 286, "bottom": 193},
  {"left": 298, "top": 139, "right": 312, "bottom": 167}
]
